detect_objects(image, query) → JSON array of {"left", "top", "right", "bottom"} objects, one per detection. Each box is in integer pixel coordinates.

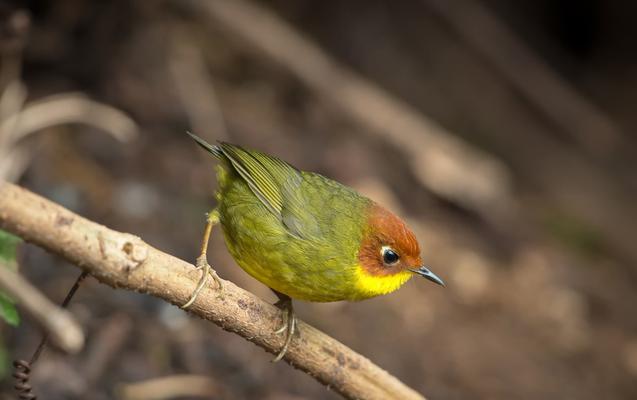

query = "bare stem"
[{"left": 0, "top": 261, "right": 85, "bottom": 354}]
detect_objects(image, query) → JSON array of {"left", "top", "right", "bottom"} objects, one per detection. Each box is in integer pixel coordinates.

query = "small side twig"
[
  {"left": 0, "top": 262, "right": 85, "bottom": 353},
  {"left": 11, "top": 271, "right": 88, "bottom": 400},
  {"left": 26, "top": 271, "right": 88, "bottom": 364}
]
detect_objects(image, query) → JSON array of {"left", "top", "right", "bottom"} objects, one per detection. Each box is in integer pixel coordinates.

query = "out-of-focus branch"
[
  {"left": 0, "top": 80, "right": 27, "bottom": 133},
  {"left": 0, "top": 91, "right": 139, "bottom": 182},
  {"left": 0, "top": 182, "right": 426, "bottom": 400},
  {"left": 0, "top": 144, "right": 30, "bottom": 182},
  {"left": 423, "top": 0, "right": 623, "bottom": 159},
  {"left": 0, "top": 9, "right": 29, "bottom": 92},
  {"left": 417, "top": 0, "right": 637, "bottom": 266},
  {"left": 184, "top": 0, "right": 513, "bottom": 220},
  {"left": 0, "top": 260, "right": 84, "bottom": 353},
  {"left": 0, "top": 92, "right": 138, "bottom": 147},
  {"left": 169, "top": 29, "right": 229, "bottom": 141},
  {"left": 116, "top": 375, "right": 218, "bottom": 400}
]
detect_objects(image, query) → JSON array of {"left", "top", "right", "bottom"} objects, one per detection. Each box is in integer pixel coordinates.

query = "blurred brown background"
[{"left": 2, "top": 0, "right": 637, "bottom": 399}]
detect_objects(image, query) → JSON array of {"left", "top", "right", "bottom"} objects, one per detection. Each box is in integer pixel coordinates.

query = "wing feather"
[{"left": 188, "top": 134, "right": 321, "bottom": 240}]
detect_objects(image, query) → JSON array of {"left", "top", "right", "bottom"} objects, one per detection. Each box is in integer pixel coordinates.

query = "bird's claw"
[
  {"left": 273, "top": 323, "right": 288, "bottom": 335},
  {"left": 272, "top": 300, "right": 296, "bottom": 362},
  {"left": 181, "top": 256, "right": 222, "bottom": 309}
]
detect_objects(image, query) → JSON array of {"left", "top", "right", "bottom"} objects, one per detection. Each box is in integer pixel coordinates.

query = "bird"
[{"left": 183, "top": 133, "right": 444, "bottom": 361}]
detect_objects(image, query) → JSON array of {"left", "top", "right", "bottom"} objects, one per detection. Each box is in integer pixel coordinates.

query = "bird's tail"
[{"left": 186, "top": 131, "right": 223, "bottom": 159}]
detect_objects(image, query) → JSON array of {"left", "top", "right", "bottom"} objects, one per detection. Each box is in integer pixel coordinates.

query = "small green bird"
[{"left": 184, "top": 133, "right": 444, "bottom": 361}]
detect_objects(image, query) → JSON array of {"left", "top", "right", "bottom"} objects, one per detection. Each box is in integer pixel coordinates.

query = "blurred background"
[{"left": 1, "top": 0, "right": 637, "bottom": 399}]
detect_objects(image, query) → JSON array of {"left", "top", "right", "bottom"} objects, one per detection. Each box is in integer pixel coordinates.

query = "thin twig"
[
  {"left": 0, "top": 181, "right": 426, "bottom": 400},
  {"left": 0, "top": 261, "right": 85, "bottom": 354},
  {"left": 11, "top": 271, "right": 88, "bottom": 400},
  {"left": 29, "top": 271, "right": 88, "bottom": 364}
]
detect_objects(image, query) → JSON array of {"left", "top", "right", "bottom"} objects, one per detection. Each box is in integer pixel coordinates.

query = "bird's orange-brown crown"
[{"left": 358, "top": 203, "right": 422, "bottom": 277}]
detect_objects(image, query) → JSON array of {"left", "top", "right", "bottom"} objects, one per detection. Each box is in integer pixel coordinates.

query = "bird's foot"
[
  {"left": 272, "top": 297, "right": 296, "bottom": 362},
  {"left": 181, "top": 255, "right": 223, "bottom": 309}
]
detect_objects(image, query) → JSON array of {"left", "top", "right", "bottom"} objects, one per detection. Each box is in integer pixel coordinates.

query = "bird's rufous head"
[{"left": 358, "top": 203, "right": 444, "bottom": 286}]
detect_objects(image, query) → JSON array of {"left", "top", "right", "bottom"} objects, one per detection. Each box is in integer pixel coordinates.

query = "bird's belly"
[
  {"left": 233, "top": 257, "right": 351, "bottom": 302},
  {"left": 218, "top": 207, "right": 353, "bottom": 302},
  {"left": 222, "top": 233, "right": 353, "bottom": 302},
  {"left": 216, "top": 176, "right": 404, "bottom": 302}
]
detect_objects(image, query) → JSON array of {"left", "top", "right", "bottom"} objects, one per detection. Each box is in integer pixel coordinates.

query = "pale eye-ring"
[{"left": 381, "top": 246, "right": 400, "bottom": 265}]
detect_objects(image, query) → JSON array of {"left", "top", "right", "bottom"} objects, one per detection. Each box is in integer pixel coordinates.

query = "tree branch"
[{"left": 0, "top": 181, "right": 425, "bottom": 400}]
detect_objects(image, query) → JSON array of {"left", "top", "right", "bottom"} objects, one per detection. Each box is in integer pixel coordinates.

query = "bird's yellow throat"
[{"left": 352, "top": 267, "right": 413, "bottom": 300}]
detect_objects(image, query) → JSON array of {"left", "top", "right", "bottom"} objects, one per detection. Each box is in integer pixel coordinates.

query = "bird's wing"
[
  {"left": 217, "top": 142, "right": 292, "bottom": 215},
  {"left": 280, "top": 175, "right": 322, "bottom": 240},
  {"left": 217, "top": 142, "right": 320, "bottom": 239}
]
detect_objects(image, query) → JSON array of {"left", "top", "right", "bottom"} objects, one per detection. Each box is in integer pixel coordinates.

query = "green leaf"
[
  {"left": 0, "top": 293, "right": 19, "bottom": 326},
  {"left": 0, "top": 229, "right": 21, "bottom": 265},
  {"left": 0, "top": 229, "right": 21, "bottom": 326}
]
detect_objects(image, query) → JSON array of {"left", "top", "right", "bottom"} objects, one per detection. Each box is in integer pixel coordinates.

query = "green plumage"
[{"left": 189, "top": 133, "right": 373, "bottom": 301}]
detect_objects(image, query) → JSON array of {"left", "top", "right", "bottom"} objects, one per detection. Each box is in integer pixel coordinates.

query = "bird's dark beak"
[{"left": 409, "top": 266, "right": 445, "bottom": 287}]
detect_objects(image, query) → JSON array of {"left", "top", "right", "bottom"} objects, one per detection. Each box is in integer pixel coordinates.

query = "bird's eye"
[{"left": 381, "top": 246, "right": 400, "bottom": 265}]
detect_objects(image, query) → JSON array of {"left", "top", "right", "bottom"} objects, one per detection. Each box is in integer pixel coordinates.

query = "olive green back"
[{"left": 210, "top": 141, "right": 372, "bottom": 301}]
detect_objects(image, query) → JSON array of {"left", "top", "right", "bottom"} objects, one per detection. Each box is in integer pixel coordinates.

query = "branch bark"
[{"left": 0, "top": 181, "right": 425, "bottom": 400}]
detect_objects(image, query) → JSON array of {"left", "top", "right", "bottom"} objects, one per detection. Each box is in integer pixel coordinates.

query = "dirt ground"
[{"left": 2, "top": 1, "right": 637, "bottom": 399}]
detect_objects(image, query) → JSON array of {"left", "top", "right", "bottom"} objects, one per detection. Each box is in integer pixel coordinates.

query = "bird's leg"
[
  {"left": 182, "top": 209, "right": 223, "bottom": 309},
  {"left": 271, "top": 289, "right": 296, "bottom": 363}
]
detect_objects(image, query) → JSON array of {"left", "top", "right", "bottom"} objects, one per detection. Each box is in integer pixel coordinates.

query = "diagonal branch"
[{"left": 0, "top": 181, "right": 425, "bottom": 400}]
